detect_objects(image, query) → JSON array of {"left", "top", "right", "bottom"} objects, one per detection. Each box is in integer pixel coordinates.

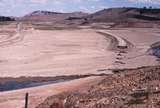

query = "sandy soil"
[
  {"left": 1, "top": 26, "right": 159, "bottom": 77},
  {"left": 0, "top": 28, "right": 114, "bottom": 77},
  {"left": 0, "top": 26, "right": 114, "bottom": 108},
  {"left": 0, "top": 23, "right": 160, "bottom": 108}
]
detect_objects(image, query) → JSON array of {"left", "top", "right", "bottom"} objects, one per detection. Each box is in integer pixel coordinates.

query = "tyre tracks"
[{"left": 0, "top": 23, "right": 24, "bottom": 47}]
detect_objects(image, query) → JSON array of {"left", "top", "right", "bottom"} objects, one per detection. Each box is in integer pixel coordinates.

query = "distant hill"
[
  {"left": 0, "top": 16, "right": 15, "bottom": 21},
  {"left": 87, "top": 7, "right": 160, "bottom": 23},
  {"left": 21, "top": 10, "right": 88, "bottom": 22},
  {"left": 20, "top": 8, "right": 160, "bottom": 24},
  {"left": 1, "top": 7, "right": 160, "bottom": 23}
]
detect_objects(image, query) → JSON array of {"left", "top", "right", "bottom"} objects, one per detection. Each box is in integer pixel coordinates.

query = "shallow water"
[
  {"left": 152, "top": 47, "right": 160, "bottom": 58},
  {"left": 0, "top": 79, "right": 72, "bottom": 92}
]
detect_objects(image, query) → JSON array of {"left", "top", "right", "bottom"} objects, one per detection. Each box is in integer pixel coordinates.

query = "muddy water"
[
  {"left": 150, "top": 41, "right": 160, "bottom": 58},
  {"left": 0, "top": 79, "right": 68, "bottom": 92},
  {"left": 0, "top": 75, "right": 92, "bottom": 92},
  {"left": 152, "top": 47, "right": 160, "bottom": 58}
]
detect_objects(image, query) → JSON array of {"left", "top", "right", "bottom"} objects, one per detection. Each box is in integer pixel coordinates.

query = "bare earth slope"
[
  {"left": 36, "top": 65, "right": 160, "bottom": 108},
  {"left": 87, "top": 8, "right": 160, "bottom": 22}
]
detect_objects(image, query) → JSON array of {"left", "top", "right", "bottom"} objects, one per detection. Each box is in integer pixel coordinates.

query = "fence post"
[{"left": 25, "top": 93, "right": 29, "bottom": 108}]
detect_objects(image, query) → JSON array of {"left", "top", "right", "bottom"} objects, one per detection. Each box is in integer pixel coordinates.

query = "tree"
[
  {"left": 149, "top": 6, "right": 152, "bottom": 9},
  {"left": 143, "top": 6, "right": 147, "bottom": 10}
]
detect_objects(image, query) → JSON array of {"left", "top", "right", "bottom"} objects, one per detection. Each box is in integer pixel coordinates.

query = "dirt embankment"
[
  {"left": 36, "top": 65, "right": 160, "bottom": 108},
  {"left": 97, "top": 31, "right": 133, "bottom": 51}
]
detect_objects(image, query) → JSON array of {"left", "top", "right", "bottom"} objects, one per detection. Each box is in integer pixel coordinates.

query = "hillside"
[
  {"left": 21, "top": 10, "right": 88, "bottom": 22},
  {"left": 19, "top": 8, "right": 160, "bottom": 28},
  {"left": 87, "top": 7, "right": 160, "bottom": 23},
  {"left": 2, "top": 8, "right": 160, "bottom": 23}
]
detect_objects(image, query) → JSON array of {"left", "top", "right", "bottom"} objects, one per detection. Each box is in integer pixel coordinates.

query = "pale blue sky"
[{"left": 0, "top": 0, "right": 160, "bottom": 16}]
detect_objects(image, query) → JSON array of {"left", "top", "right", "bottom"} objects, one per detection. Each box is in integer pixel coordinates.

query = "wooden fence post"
[{"left": 25, "top": 93, "right": 29, "bottom": 108}]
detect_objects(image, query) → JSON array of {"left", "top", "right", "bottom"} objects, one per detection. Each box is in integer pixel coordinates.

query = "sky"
[{"left": 0, "top": 0, "right": 160, "bottom": 16}]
